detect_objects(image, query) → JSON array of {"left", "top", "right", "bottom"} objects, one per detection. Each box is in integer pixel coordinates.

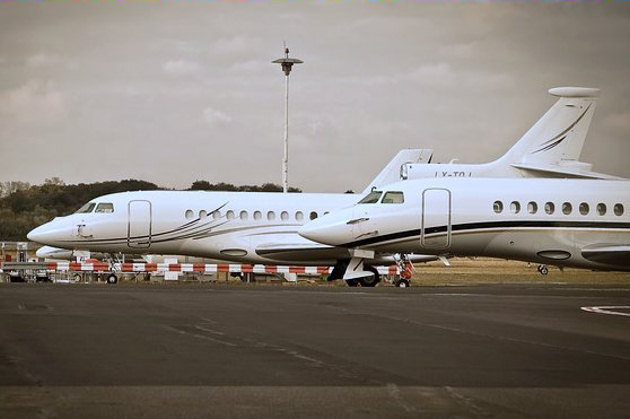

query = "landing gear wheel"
[
  {"left": 359, "top": 267, "right": 381, "bottom": 287},
  {"left": 106, "top": 274, "right": 118, "bottom": 284},
  {"left": 537, "top": 265, "right": 549, "bottom": 276},
  {"left": 346, "top": 278, "right": 359, "bottom": 287},
  {"left": 396, "top": 278, "right": 410, "bottom": 288}
]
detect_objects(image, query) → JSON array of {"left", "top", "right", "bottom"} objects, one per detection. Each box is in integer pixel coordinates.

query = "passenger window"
[
  {"left": 493, "top": 201, "right": 503, "bottom": 214},
  {"left": 199, "top": 210, "right": 207, "bottom": 219},
  {"left": 295, "top": 211, "right": 304, "bottom": 221},
  {"left": 579, "top": 203, "right": 589, "bottom": 216},
  {"left": 75, "top": 202, "right": 96, "bottom": 214},
  {"left": 527, "top": 202, "right": 537, "bottom": 214},
  {"left": 95, "top": 203, "right": 114, "bottom": 213},
  {"left": 310, "top": 211, "right": 318, "bottom": 220},
  {"left": 281, "top": 211, "right": 289, "bottom": 221},
  {"left": 562, "top": 202, "right": 572, "bottom": 215},
  {"left": 254, "top": 211, "right": 262, "bottom": 220},
  {"left": 597, "top": 203, "right": 606, "bottom": 216},
  {"left": 545, "top": 202, "right": 555, "bottom": 215},
  {"left": 212, "top": 210, "right": 221, "bottom": 219},
  {"left": 240, "top": 210, "right": 248, "bottom": 220},
  {"left": 358, "top": 190, "right": 383, "bottom": 204},
  {"left": 267, "top": 211, "right": 276, "bottom": 221},
  {"left": 614, "top": 203, "right": 624, "bottom": 216},
  {"left": 185, "top": 209, "right": 194, "bottom": 219},
  {"left": 381, "top": 191, "right": 404, "bottom": 204},
  {"left": 510, "top": 201, "right": 521, "bottom": 214},
  {"left": 226, "top": 210, "right": 235, "bottom": 220}
]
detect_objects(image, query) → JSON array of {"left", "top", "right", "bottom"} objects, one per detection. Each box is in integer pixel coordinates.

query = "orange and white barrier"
[{"left": 44, "top": 262, "right": 400, "bottom": 276}]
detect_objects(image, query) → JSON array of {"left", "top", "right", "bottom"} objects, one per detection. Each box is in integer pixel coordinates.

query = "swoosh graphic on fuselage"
[{"left": 54, "top": 222, "right": 304, "bottom": 248}]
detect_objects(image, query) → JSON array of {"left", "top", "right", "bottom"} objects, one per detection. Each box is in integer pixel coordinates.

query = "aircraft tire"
[
  {"left": 346, "top": 278, "right": 359, "bottom": 287},
  {"left": 396, "top": 278, "right": 410, "bottom": 288},
  {"left": 106, "top": 274, "right": 118, "bottom": 284},
  {"left": 359, "top": 267, "right": 381, "bottom": 287}
]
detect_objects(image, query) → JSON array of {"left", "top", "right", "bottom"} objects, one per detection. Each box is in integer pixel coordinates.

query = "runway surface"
[{"left": 1, "top": 283, "right": 630, "bottom": 418}]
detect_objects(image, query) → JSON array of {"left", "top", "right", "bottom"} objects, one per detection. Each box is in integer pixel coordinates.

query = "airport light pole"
[{"left": 272, "top": 46, "right": 303, "bottom": 193}]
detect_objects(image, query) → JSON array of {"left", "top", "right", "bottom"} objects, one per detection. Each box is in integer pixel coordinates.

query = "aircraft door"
[
  {"left": 421, "top": 188, "right": 451, "bottom": 249},
  {"left": 128, "top": 200, "right": 152, "bottom": 248}
]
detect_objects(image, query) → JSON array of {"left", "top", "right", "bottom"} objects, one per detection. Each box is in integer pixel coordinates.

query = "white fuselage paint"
[
  {"left": 298, "top": 178, "right": 630, "bottom": 271},
  {"left": 28, "top": 191, "right": 361, "bottom": 265}
]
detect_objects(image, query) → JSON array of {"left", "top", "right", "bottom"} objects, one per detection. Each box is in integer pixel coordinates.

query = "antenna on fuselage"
[{"left": 272, "top": 43, "right": 303, "bottom": 193}]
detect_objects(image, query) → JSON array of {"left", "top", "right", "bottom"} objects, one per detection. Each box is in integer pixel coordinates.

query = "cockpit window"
[
  {"left": 75, "top": 202, "right": 96, "bottom": 214},
  {"left": 358, "top": 190, "right": 383, "bottom": 204},
  {"left": 95, "top": 203, "right": 114, "bottom": 213},
  {"left": 381, "top": 191, "right": 404, "bottom": 204}
]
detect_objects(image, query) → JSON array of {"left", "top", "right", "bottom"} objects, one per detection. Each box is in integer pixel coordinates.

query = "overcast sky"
[{"left": 1, "top": 2, "right": 629, "bottom": 193}]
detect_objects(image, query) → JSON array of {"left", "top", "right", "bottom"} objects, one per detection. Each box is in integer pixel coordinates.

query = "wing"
[
  {"left": 581, "top": 244, "right": 630, "bottom": 269},
  {"left": 255, "top": 241, "right": 351, "bottom": 263}
]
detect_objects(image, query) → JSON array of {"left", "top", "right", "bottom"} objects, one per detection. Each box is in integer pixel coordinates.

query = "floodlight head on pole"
[{"left": 272, "top": 47, "right": 303, "bottom": 76}]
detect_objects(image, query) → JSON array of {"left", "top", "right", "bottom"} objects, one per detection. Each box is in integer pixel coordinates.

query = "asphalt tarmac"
[{"left": 1, "top": 283, "right": 630, "bottom": 418}]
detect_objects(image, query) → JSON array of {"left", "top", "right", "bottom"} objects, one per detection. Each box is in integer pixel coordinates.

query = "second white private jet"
[{"left": 298, "top": 177, "right": 630, "bottom": 279}]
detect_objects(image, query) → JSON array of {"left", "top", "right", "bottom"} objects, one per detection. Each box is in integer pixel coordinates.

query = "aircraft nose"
[
  {"left": 298, "top": 212, "right": 354, "bottom": 246},
  {"left": 27, "top": 224, "right": 47, "bottom": 243},
  {"left": 27, "top": 219, "right": 70, "bottom": 245}
]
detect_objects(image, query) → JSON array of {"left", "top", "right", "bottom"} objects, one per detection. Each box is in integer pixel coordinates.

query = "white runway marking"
[{"left": 581, "top": 306, "right": 630, "bottom": 317}]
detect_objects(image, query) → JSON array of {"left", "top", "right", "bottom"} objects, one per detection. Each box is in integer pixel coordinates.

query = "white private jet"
[
  {"left": 27, "top": 149, "right": 437, "bottom": 285},
  {"left": 27, "top": 87, "right": 611, "bottom": 285},
  {"left": 298, "top": 177, "right": 630, "bottom": 279}
]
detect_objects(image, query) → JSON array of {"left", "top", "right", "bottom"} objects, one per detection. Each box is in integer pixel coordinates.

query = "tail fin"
[
  {"left": 362, "top": 149, "right": 433, "bottom": 194},
  {"left": 497, "top": 87, "right": 599, "bottom": 168}
]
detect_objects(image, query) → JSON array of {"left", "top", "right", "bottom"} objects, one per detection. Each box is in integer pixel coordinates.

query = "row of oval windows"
[
  {"left": 184, "top": 209, "right": 324, "bottom": 222},
  {"left": 493, "top": 200, "right": 624, "bottom": 217}
]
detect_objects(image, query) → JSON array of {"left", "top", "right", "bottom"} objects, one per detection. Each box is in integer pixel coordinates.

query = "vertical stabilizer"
[
  {"left": 362, "top": 149, "right": 433, "bottom": 194},
  {"left": 498, "top": 87, "right": 599, "bottom": 167}
]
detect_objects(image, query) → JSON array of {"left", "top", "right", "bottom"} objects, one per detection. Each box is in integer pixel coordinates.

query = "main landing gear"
[
  {"left": 344, "top": 267, "right": 380, "bottom": 287},
  {"left": 329, "top": 259, "right": 382, "bottom": 287},
  {"left": 330, "top": 254, "right": 413, "bottom": 288}
]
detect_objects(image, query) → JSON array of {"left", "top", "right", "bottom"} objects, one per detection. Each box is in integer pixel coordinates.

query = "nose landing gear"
[
  {"left": 393, "top": 253, "right": 413, "bottom": 288},
  {"left": 537, "top": 264, "right": 549, "bottom": 276}
]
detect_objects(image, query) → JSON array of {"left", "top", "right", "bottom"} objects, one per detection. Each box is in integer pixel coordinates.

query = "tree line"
[{"left": 0, "top": 178, "right": 301, "bottom": 241}]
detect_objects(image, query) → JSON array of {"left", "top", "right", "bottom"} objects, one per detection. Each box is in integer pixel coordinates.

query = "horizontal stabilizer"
[
  {"left": 548, "top": 87, "right": 600, "bottom": 98},
  {"left": 511, "top": 163, "right": 624, "bottom": 180}
]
